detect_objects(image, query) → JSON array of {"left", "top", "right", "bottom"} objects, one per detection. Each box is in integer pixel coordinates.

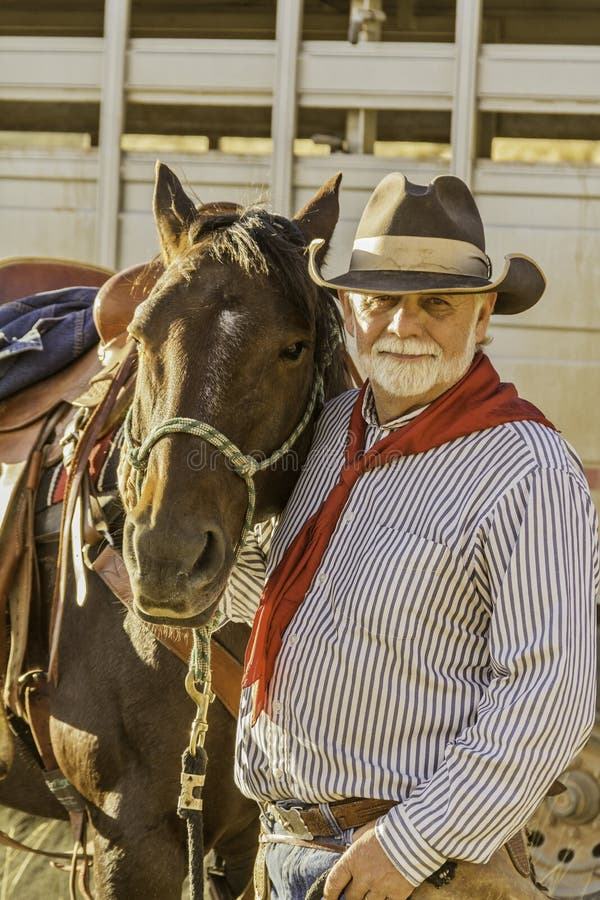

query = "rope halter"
[{"left": 123, "top": 372, "right": 323, "bottom": 553}]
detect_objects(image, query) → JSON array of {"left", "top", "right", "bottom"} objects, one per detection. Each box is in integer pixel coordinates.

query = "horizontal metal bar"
[{"left": 2, "top": 36, "right": 599, "bottom": 115}]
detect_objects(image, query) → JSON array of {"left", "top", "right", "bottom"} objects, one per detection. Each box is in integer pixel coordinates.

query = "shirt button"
[
  {"left": 273, "top": 767, "right": 284, "bottom": 779},
  {"left": 287, "top": 633, "right": 298, "bottom": 645},
  {"left": 272, "top": 700, "right": 282, "bottom": 714},
  {"left": 343, "top": 510, "right": 355, "bottom": 524},
  {"left": 316, "top": 573, "right": 328, "bottom": 586}
]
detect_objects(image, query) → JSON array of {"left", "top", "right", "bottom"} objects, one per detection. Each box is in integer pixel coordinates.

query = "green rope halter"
[{"left": 123, "top": 371, "right": 323, "bottom": 553}]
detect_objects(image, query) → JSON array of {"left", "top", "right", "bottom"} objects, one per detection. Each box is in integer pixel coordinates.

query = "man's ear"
[
  {"left": 338, "top": 290, "right": 355, "bottom": 337},
  {"left": 476, "top": 291, "right": 497, "bottom": 343}
]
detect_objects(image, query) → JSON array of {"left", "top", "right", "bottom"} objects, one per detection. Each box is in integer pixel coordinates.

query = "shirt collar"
[{"left": 361, "top": 382, "right": 430, "bottom": 430}]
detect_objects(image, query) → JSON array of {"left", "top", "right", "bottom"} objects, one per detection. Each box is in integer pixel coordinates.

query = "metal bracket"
[
  {"left": 178, "top": 771, "right": 206, "bottom": 814},
  {"left": 184, "top": 671, "right": 215, "bottom": 756}
]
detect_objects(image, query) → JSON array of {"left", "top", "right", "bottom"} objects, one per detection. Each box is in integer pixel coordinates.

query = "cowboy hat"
[{"left": 308, "top": 172, "right": 545, "bottom": 314}]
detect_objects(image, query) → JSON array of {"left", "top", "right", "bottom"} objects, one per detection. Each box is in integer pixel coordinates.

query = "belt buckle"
[{"left": 271, "top": 805, "right": 313, "bottom": 840}]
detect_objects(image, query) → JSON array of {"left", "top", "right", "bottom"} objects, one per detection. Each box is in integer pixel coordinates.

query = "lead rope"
[{"left": 177, "top": 623, "right": 219, "bottom": 900}]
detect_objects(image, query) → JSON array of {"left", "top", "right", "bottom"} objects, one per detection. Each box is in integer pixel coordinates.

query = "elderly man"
[{"left": 223, "top": 173, "right": 598, "bottom": 899}]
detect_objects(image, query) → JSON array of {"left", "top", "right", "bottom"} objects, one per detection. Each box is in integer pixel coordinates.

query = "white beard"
[{"left": 359, "top": 328, "right": 479, "bottom": 400}]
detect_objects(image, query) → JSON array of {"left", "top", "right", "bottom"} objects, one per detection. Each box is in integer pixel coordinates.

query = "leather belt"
[
  {"left": 263, "top": 797, "right": 397, "bottom": 839},
  {"left": 263, "top": 797, "right": 532, "bottom": 882}
]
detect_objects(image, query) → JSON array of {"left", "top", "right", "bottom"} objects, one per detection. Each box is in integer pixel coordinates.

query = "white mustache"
[{"left": 374, "top": 337, "right": 441, "bottom": 357}]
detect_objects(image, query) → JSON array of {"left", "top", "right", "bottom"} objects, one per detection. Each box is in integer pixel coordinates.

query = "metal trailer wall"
[{"left": 0, "top": 0, "right": 599, "bottom": 511}]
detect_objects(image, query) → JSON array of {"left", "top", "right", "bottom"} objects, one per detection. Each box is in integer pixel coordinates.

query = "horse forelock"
[
  {"left": 141, "top": 203, "right": 345, "bottom": 417},
  {"left": 181, "top": 205, "right": 344, "bottom": 378}
]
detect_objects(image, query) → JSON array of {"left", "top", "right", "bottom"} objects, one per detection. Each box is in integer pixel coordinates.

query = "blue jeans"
[{"left": 262, "top": 802, "right": 353, "bottom": 900}]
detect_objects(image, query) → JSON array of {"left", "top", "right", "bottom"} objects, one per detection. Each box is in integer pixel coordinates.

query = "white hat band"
[{"left": 351, "top": 235, "right": 490, "bottom": 278}]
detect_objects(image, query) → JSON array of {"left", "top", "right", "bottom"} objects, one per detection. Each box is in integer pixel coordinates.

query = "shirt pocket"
[{"left": 329, "top": 529, "right": 458, "bottom": 643}]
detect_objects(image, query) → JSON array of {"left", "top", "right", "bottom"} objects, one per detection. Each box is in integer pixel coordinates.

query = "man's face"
[{"left": 340, "top": 290, "right": 496, "bottom": 422}]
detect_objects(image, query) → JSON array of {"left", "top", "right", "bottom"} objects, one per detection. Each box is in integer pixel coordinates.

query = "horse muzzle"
[{"left": 123, "top": 517, "right": 231, "bottom": 622}]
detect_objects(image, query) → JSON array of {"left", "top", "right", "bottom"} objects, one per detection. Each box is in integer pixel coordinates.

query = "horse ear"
[
  {"left": 293, "top": 173, "right": 342, "bottom": 265},
  {"left": 153, "top": 161, "right": 198, "bottom": 265}
]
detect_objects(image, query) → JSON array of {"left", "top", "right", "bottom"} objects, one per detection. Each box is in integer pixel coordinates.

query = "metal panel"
[
  {"left": 121, "top": 153, "right": 270, "bottom": 194},
  {"left": 479, "top": 43, "right": 600, "bottom": 113},
  {"left": 298, "top": 41, "right": 454, "bottom": 109},
  {"left": 125, "top": 38, "right": 275, "bottom": 105},
  {"left": 0, "top": 37, "right": 103, "bottom": 101},
  {"left": 0, "top": 208, "right": 96, "bottom": 259},
  {"left": 0, "top": 150, "right": 98, "bottom": 181},
  {"left": 488, "top": 349, "right": 600, "bottom": 467},
  {"left": 474, "top": 161, "right": 600, "bottom": 198}
]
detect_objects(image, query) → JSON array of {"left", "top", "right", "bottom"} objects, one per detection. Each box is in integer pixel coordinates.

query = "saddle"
[{"left": 0, "top": 256, "right": 113, "bottom": 305}]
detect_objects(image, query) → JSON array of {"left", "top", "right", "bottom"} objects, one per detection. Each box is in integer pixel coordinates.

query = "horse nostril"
[{"left": 191, "top": 529, "right": 226, "bottom": 580}]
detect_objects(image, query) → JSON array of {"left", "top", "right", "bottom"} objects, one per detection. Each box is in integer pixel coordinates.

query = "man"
[{"left": 223, "top": 173, "right": 599, "bottom": 899}]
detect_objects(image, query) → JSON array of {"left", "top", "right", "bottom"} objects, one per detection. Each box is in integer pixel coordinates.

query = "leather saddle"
[
  {"left": 92, "top": 258, "right": 164, "bottom": 345},
  {"left": 0, "top": 256, "right": 113, "bottom": 304}
]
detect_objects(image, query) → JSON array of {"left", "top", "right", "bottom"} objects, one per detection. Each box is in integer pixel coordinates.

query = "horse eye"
[{"left": 281, "top": 342, "right": 306, "bottom": 362}]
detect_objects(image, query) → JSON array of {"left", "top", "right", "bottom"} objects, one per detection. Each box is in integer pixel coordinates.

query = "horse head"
[{"left": 119, "top": 162, "right": 346, "bottom": 626}]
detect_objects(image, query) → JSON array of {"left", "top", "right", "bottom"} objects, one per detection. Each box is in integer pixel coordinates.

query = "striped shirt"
[{"left": 223, "top": 383, "right": 599, "bottom": 886}]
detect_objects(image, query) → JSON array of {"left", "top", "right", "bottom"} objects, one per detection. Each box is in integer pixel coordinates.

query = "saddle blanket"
[
  {"left": 0, "top": 287, "right": 99, "bottom": 400},
  {"left": 34, "top": 424, "right": 124, "bottom": 546}
]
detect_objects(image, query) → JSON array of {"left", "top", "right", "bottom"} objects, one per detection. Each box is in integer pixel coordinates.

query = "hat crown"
[{"left": 355, "top": 173, "right": 486, "bottom": 251}]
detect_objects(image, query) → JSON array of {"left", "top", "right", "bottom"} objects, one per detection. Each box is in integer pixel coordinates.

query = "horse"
[
  {"left": 0, "top": 162, "right": 349, "bottom": 899},
  {"left": 119, "top": 164, "right": 347, "bottom": 628}
]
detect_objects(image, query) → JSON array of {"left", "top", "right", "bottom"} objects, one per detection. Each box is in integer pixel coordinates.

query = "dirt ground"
[
  {"left": 0, "top": 807, "right": 201, "bottom": 898},
  {"left": 0, "top": 807, "right": 75, "bottom": 899}
]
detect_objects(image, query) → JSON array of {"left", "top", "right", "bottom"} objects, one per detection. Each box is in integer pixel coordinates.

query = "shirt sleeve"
[
  {"left": 375, "top": 466, "right": 599, "bottom": 886},
  {"left": 220, "top": 518, "right": 275, "bottom": 625}
]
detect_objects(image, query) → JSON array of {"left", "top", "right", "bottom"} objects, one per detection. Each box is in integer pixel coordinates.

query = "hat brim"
[{"left": 308, "top": 240, "right": 546, "bottom": 315}]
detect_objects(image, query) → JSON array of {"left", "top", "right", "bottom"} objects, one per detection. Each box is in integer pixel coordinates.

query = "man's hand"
[{"left": 323, "top": 821, "right": 415, "bottom": 900}]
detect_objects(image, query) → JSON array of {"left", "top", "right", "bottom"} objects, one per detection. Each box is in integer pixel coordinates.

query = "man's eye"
[
  {"left": 425, "top": 296, "right": 451, "bottom": 309},
  {"left": 281, "top": 342, "right": 306, "bottom": 361},
  {"left": 362, "top": 295, "right": 396, "bottom": 312}
]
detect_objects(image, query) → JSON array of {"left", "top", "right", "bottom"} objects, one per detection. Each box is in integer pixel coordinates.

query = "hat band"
[{"left": 351, "top": 236, "right": 490, "bottom": 278}]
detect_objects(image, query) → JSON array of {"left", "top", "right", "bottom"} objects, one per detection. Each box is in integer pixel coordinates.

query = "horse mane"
[{"left": 183, "top": 203, "right": 349, "bottom": 401}]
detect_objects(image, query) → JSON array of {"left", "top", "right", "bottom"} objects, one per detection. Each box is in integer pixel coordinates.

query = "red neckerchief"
[{"left": 242, "top": 353, "right": 556, "bottom": 723}]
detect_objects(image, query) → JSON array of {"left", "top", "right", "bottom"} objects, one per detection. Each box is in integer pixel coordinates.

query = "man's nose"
[{"left": 387, "top": 301, "right": 423, "bottom": 337}]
